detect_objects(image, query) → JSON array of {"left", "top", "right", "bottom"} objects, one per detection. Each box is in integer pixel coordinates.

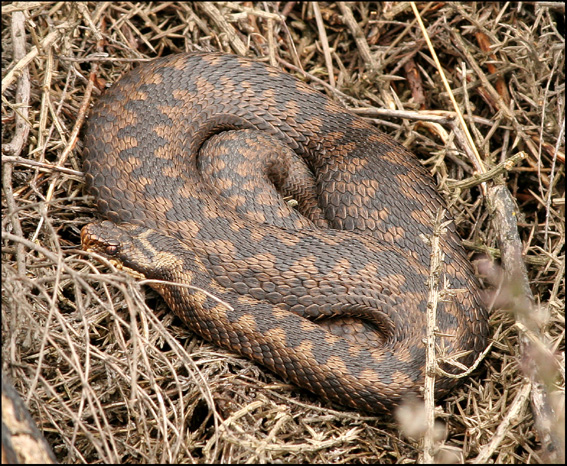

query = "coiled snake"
[{"left": 81, "top": 52, "right": 488, "bottom": 413}]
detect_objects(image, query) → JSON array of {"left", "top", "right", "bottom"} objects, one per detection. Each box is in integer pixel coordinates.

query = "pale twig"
[
  {"left": 421, "top": 209, "right": 451, "bottom": 464},
  {"left": 59, "top": 56, "right": 151, "bottom": 63},
  {"left": 139, "top": 279, "right": 234, "bottom": 312},
  {"left": 312, "top": 2, "right": 335, "bottom": 88},
  {"left": 277, "top": 57, "right": 359, "bottom": 105},
  {"left": 487, "top": 184, "right": 564, "bottom": 462},
  {"left": 447, "top": 152, "right": 526, "bottom": 190},
  {"left": 219, "top": 2, "right": 284, "bottom": 21},
  {"left": 473, "top": 381, "right": 532, "bottom": 463},
  {"left": 76, "top": 2, "right": 104, "bottom": 42},
  {"left": 338, "top": 2, "right": 378, "bottom": 71},
  {"left": 2, "top": 155, "right": 84, "bottom": 177},
  {"left": 266, "top": 17, "right": 277, "bottom": 67},
  {"left": 351, "top": 107, "right": 499, "bottom": 127},
  {"left": 2, "top": 373, "right": 57, "bottom": 463},
  {"left": 410, "top": 3, "right": 487, "bottom": 186},
  {"left": 448, "top": 29, "right": 549, "bottom": 186},
  {"left": 32, "top": 61, "right": 98, "bottom": 242},
  {"left": 3, "top": 9, "right": 31, "bottom": 275},
  {"left": 197, "top": 2, "right": 247, "bottom": 56},
  {"left": 3, "top": 10, "right": 31, "bottom": 157},
  {"left": 2, "top": 22, "right": 69, "bottom": 95}
]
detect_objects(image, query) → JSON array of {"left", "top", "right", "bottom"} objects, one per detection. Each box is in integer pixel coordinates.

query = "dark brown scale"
[{"left": 81, "top": 52, "right": 489, "bottom": 413}]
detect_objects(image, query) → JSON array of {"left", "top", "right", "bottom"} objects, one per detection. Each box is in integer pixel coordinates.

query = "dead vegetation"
[{"left": 2, "top": 2, "right": 565, "bottom": 463}]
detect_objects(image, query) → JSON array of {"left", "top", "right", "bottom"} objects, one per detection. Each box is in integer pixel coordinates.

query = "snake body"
[{"left": 81, "top": 52, "right": 488, "bottom": 413}]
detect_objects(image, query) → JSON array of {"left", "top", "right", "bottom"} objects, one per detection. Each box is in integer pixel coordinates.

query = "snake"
[{"left": 81, "top": 52, "right": 489, "bottom": 414}]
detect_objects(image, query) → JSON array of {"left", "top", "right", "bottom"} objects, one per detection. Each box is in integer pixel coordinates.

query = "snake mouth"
[
  {"left": 81, "top": 224, "right": 121, "bottom": 257},
  {"left": 81, "top": 222, "right": 150, "bottom": 280}
]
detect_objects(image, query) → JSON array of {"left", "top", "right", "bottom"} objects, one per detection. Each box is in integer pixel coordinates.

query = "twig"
[
  {"left": 338, "top": 2, "right": 378, "bottom": 71},
  {"left": 447, "top": 152, "right": 526, "bottom": 190},
  {"left": 2, "top": 22, "right": 69, "bottom": 95},
  {"left": 410, "top": 3, "right": 487, "bottom": 187},
  {"left": 266, "top": 17, "right": 276, "bottom": 67},
  {"left": 539, "top": 52, "right": 564, "bottom": 244},
  {"left": 76, "top": 2, "right": 104, "bottom": 43},
  {"left": 461, "top": 240, "right": 550, "bottom": 267},
  {"left": 448, "top": 28, "right": 549, "bottom": 186},
  {"left": 2, "top": 163, "right": 25, "bottom": 275},
  {"left": 2, "top": 373, "right": 57, "bottom": 464},
  {"left": 421, "top": 209, "right": 451, "bottom": 464},
  {"left": 197, "top": 2, "right": 248, "bottom": 56},
  {"left": 473, "top": 380, "right": 532, "bottom": 463},
  {"left": 59, "top": 67, "right": 98, "bottom": 167},
  {"left": 2, "top": 156, "right": 84, "bottom": 177},
  {"left": 439, "top": 64, "right": 521, "bottom": 99},
  {"left": 487, "top": 185, "right": 535, "bottom": 306},
  {"left": 3, "top": 11, "right": 31, "bottom": 157},
  {"left": 139, "top": 280, "right": 234, "bottom": 312},
  {"left": 36, "top": 46, "right": 57, "bottom": 160},
  {"left": 279, "top": 12, "right": 302, "bottom": 70},
  {"left": 219, "top": 2, "right": 284, "bottom": 21},
  {"left": 487, "top": 184, "right": 564, "bottom": 462},
  {"left": 277, "top": 57, "right": 359, "bottom": 106},
  {"left": 351, "top": 107, "right": 500, "bottom": 127},
  {"left": 3, "top": 9, "right": 31, "bottom": 275},
  {"left": 32, "top": 62, "right": 98, "bottom": 242},
  {"left": 312, "top": 2, "right": 335, "bottom": 88},
  {"left": 1, "top": 2, "right": 43, "bottom": 14},
  {"left": 59, "top": 56, "right": 151, "bottom": 63}
]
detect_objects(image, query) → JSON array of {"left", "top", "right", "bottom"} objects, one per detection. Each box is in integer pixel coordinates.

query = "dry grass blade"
[{"left": 2, "top": 2, "right": 564, "bottom": 464}]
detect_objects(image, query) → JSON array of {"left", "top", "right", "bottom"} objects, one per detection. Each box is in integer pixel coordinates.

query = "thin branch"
[{"left": 312, "top": 2, "right": 335, "bottom": 88}]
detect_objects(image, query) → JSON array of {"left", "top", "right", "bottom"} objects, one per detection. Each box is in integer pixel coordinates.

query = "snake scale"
[{"left": 81, "top": 52, "right": 489, "bottom": 413}]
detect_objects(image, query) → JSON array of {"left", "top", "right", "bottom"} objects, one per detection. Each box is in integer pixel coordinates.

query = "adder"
[{"left": 81, "top": 52, "right": 489, "bottom": 414}]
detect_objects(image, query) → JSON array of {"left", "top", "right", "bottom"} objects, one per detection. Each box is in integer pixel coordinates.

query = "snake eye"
[{"left": 105, "top": 241, "right": 121, "bottom": 256}]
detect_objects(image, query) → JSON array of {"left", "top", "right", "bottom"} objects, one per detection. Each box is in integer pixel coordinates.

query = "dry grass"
[{"left": 2, "top": 2, "right": 564, "bottom": 463}]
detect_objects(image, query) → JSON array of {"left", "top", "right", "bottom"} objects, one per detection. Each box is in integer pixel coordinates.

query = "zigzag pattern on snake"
[{"left": 81, "top": 52, "right": 489, "bottom": 413}]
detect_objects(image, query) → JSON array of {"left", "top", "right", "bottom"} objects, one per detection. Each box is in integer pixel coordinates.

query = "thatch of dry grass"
[{"left": 2, "top": 2, "right": 564, "bottom": 464}]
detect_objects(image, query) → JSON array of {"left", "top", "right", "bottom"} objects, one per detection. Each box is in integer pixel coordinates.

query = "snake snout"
[{"left": 81, "top": 222, "right": 122, "bottom": 257}]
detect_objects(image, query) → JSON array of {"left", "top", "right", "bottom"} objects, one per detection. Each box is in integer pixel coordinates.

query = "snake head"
[
  {"left": 81, "top": 223, "right": 121, "bottom": 257},
  {"left": 81, "top": 220, "right": 194, "bottom": 284},
  {"left": 81, "top": 220, "right": 137, "bottom": 256},
  {"left": 81, "top": 220, "right": 150, "bottom": 279}
]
